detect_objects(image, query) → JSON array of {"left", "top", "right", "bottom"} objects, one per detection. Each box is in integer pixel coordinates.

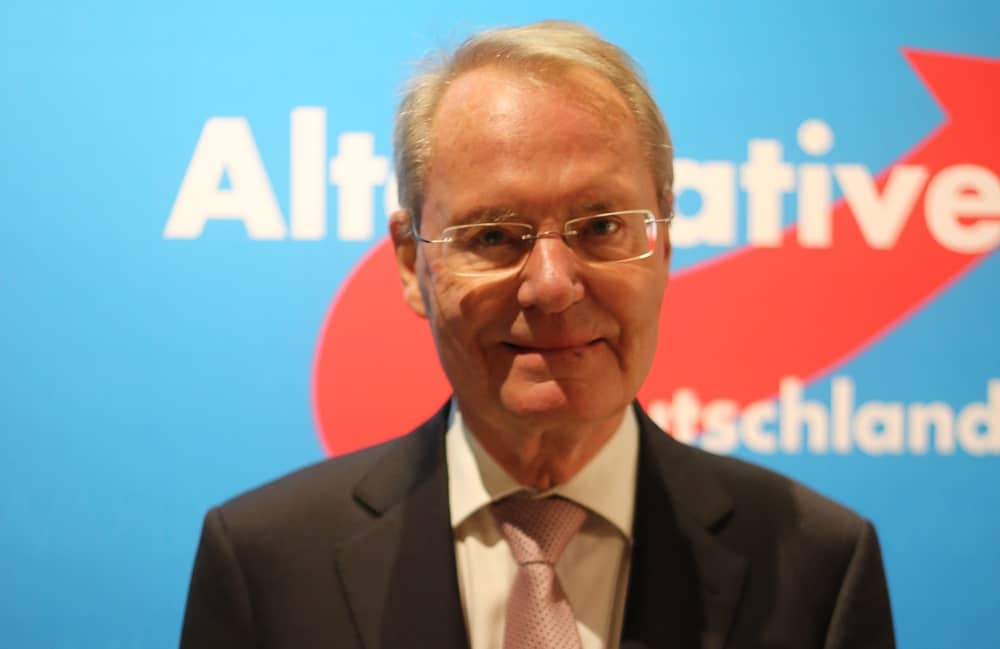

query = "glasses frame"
[{"left": 412, "top": 209, "right": 674, "bottom": 277}]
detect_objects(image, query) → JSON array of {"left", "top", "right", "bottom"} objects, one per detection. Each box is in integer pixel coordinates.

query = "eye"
[
  {"left": 477, "top": 226, "right": 514, "bottom": 246},
  {"left": 445, "top": 223, "right": 526, "bottom": 250},
  {"left": 580, "top": 215, "right": 623, "bottom": 237}
]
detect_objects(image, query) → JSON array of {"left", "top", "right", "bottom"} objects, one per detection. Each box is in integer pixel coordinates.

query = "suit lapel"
[
  {"left": 333, "top": 402, "right": 745, "bottom": 649},
  {"left": 335, "top": 404, "right": 470, "bottom": 649},
  {"left": 622, "top": 406, "right": 747, "bottom": 649}
]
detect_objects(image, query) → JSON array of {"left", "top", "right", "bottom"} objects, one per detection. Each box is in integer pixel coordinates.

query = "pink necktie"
[{"left": 491, "top": 496, "right": 587, "bottom": 649}]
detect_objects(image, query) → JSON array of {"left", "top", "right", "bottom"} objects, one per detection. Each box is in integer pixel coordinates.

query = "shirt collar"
[{"left": 446, "top": 401, "right": 638, "bottom": 540}]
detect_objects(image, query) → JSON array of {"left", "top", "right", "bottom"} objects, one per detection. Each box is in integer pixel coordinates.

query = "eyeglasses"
[{"left": 413, "top": 209, "right": 673, "bottom": 277}]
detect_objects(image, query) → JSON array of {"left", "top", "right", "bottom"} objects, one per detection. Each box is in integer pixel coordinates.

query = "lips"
[{"left": 502, "top": 338, "right": 603, "bottom": 353}]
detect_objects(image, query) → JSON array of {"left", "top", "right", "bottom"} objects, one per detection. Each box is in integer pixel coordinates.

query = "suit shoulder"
[
  {"left": 234, "top": 441, "right": 385, "bottom": 507},
  {"left": 210, "top": 435, "right": 406, "bottom": 544},
  {"left": 687, "top": 444, "right": 870, "bottom": 549},
  {"left": 639, "top": 412, "right": 872, "bottom": 547},
  {"left": 204, "top": 404, "right": 450, "bottom": 549}
]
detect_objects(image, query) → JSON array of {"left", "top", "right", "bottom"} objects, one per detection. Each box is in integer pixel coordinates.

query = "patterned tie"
[{"left": 491, "top": 496, "right": 588, "bottom": 649}]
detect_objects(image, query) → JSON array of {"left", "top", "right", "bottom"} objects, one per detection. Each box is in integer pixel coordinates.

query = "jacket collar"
[
  {"left": 621, "top": 404, "right": 747, "bottom": 649},
  {"left": 335, "top": 401, "right": 747, "bottom": 649},
  {"left": 335, "top": 402, "right": 471, "bottom": 649}
]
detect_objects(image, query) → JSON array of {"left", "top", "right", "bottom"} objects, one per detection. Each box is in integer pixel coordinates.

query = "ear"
[
  {"left": 389, "top": 209, "right": 428, "bottom": 318},
  {"left": 659, "top": 189, "right": 674, "bottom": 272}
]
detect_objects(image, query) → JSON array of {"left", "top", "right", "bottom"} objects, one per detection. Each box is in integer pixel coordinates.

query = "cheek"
[
  {"left": 420, "top": 258, "right": 462, "bottom": 321},
  {"left": 427, "top": 280, "right": 467, "bottom": 343},
  {"left": 612, "top": 272, "right": 667, "bottom": 359},
  {"left": 424, "top": 271, "right": 512, "bottom": 348},
  {"left": 637, "top": 282, "right": 667, "bottom": 359}
]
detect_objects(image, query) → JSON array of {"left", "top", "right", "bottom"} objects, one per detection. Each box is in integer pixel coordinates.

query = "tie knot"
[{"left": 491, "top": 496, "right": 587, "bottom": 565}]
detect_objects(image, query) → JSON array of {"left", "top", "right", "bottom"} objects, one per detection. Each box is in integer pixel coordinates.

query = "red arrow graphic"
[
  {"left": 312, "top": 49, "right": 999, "bottom": 456},
  {"left": 641, "top": 49, "right": 999, "bottom": 408}
]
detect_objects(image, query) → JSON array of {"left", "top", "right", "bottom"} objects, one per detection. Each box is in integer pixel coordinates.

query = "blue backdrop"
[{"left": 2, "top": 1, "right": 998, "bottom": 647}]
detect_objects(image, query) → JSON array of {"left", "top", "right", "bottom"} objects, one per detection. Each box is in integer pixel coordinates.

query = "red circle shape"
[{"left": 311, "top": 239, "right": 450, "bottom": 456}]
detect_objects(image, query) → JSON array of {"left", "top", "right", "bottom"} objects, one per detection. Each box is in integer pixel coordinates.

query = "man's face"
[{"left": 394, "top": 65, "right": 670, "bottom": 437}]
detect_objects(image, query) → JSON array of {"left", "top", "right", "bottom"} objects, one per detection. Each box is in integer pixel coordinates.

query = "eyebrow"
[
  {"left": 446, "top": 200, "right": 623, "bottom": 227},
  {"left": 580, "top": 201, "right": 615, "bottom": 214},
  {"left": 448, "top": 207, "right": 520, "bottom": 226}
]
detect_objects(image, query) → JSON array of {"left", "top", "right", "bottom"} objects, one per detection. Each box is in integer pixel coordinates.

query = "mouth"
[{"left": 502, "top": 338, "right": 603, "bottom": 354}]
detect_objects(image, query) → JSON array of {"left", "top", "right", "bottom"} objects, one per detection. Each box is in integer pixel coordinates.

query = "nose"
[{"left": 516, "top": 233, "right": 585, "bottom": 313}]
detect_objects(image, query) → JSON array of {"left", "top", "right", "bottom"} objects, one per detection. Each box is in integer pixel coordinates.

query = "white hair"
[{"left": 393, "top": 20, "right": 674, "bottom": 225}]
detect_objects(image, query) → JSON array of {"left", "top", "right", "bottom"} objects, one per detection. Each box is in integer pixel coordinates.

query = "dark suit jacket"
[{"left": 180, "top": 402, "right": 895, "bottom": 649}]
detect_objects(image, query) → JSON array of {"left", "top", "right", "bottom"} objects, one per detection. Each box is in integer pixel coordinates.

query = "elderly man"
[{"left": 181, "top": 21, "right": 895, "bottom": 649}]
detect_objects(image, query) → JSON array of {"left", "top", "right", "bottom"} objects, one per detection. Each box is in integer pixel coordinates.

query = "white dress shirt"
[{"left": 446, "top": 404, "right": 639, "bottom": 649}]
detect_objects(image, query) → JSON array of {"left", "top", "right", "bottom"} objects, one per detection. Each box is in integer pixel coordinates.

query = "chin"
[{"left": 500, "top": 379, "right": 623, "bottom": 423}]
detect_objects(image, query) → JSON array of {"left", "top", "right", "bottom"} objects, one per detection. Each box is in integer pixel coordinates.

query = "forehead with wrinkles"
[{"left": 427, "top": 64, "right": 636, "bottom": 177}]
